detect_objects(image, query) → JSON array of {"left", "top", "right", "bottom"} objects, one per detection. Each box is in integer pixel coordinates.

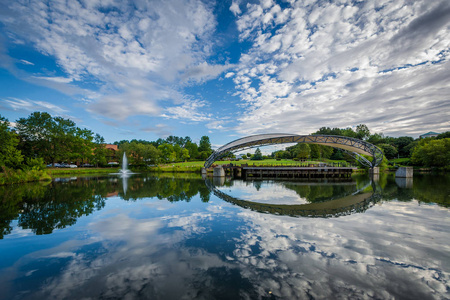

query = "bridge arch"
[
  {"left": 205, "top": 134, "right": 383, "bottom": 168},
  {"left": 204, "top": 179, "right": 381, "bottom": 218}
]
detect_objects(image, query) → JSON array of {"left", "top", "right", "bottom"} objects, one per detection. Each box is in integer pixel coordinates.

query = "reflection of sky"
[
  {"left": 0, "top": 185, "right": 449, "bottom": 299},
  {"left": 217, "top": 180, "right": 310, "bottom": 204}
]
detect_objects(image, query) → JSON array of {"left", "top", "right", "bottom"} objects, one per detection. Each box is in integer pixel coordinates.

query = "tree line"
[
  {"left": 1, "top": 112, "right": 448, "bottom": 171},
  {"left": 114, "top": 135, "right": 212, "bottom": 166},
  {"left": 0, "top": 112, "right": 213, "bottom": 170},
  {"left": 269, "top": 125, "right": 449, "bottom": 169}
]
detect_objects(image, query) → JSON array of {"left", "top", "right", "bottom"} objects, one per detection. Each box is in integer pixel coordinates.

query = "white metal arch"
[{"left": 205, "top": 134, "right": 383, "bottom": 168}]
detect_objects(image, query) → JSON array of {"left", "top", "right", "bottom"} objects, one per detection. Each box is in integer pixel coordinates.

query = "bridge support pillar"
[
  {"left": 213, "top": 166, "right": 225, "bottom": 177},
  {"left": 369, "top": 167, "right": 379, "bottom": 182},
  {"left": 369, "top": 167, "right": 379, "bottom": 175},
  {"left": 396, "top": 167, "right": 413, "bottom": 178},
  {"left": 201, "top": 168, "right": 207, "bottom": 175}
]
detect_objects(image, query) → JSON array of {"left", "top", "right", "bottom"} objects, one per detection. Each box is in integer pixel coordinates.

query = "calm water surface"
[{"left": 0, "top": 173, "right": 449, "bottom": 300}]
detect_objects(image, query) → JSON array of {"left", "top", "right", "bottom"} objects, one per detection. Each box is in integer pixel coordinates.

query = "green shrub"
[{"left": 0, "top": 167, "right": 51, "bottom": 185}]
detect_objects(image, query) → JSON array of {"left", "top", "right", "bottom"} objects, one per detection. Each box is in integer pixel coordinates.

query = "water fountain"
[
  {"left": 110, "top": 152, "right": 136, "bottom": 195},
  {"left": 119, "top": 152, "right": 131, "bottom": 175}
]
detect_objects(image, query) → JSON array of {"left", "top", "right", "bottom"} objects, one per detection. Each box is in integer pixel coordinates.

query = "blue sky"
[{"left": 0, "top": 0, "right": 449, "bottom": 147}]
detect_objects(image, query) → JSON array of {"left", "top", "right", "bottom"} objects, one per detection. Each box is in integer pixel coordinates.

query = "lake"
[{"left": 0, "top": 172, "right": 449, "bottom": 299}]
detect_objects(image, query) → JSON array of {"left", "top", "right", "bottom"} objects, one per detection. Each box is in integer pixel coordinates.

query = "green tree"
[
  {"left": 411, "top": 138, "right": 450, "bottom": 168},
  {"left": 173, "top": 144, "right": 182, "bottom": 161},
  {"left": 93, "top": 134, "right": 107, "bottom": 167},
  {"left": 437, "top": 131, "right": 450, "bottom": 139},
  {"left": 198, "top": 151, "right": 210, "bottom": 160},
  {"left": 356, "top": 124, "right": 370, "bottom": 140},
  {"left": 0, "top": 115, "right": 24, "bottom": 169},
  {"left": 340, "top": 127, "right": 357, "bottom": 138},
  {"left": 72, "top": 128, "right": 94, "bottom": 164},
  {"left": 331, "top": 149, "right": 344, "bottom": 160},
  {"left": 185, "top": 141, "right": 199, "bottom": 160},
  {"left": 251, "top": 148, "right": 263, "bottom": 160},
  {"left": 378, "top": 143, "right": 398, "bottom": 159},
  {"left": 50, "top": 116, "right": 78, "bottom": 163},
  {"left": 158, "top": 143, "right": 176, "bottom": 163},
  {"left": 181, "top": 148, "right": 190, "bottom": 162},
  {"left": 310, "top": 144, "right": 333, "bottom": 160},
  {"left": 15, "top": 112, "right": 89, "bottom": 165},
  {"left": 142, "top": 144, "right": 161, "bottom": 165},
  {"left": 16, "top": 112, "right": 54, "bottom": 163},
  {"left": 198, "top": 136, "right": 212, "bottom": 156},
  {"left": 295, "top": 143, "right": 311, "bottom": 159},
  {"left": 367, "top": 133, "right": 385, "bottom": 145},
  {"left": 393, "top": 136, "right": 414, "bottom": 158},
  {"left": 403, "top": 140, "right": 419, "bottom": 157}
]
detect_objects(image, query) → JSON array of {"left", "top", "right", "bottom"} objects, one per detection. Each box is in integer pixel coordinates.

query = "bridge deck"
[{"left": 223, "top": 166, "right": 356, "bottom": 179}]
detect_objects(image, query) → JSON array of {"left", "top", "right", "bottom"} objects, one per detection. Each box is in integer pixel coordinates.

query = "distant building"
[
  {"left": 104, "top": 144, "right": 118, "bottom": 162},
  {"left": 419, "top": 132, "right": 439, "bottom": 139}
]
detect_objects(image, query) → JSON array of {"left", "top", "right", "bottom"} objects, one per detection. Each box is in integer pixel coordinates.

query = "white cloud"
[
  {"left": 230, "top": 1, "right": 242, "bottom": 16},
  {"left": 19, "top": 59, "right": 34, "bottom": 65},
  {"left": 180, "top": 62, "right": 234, "bottom": 84},
  {"left": 32, "top": 76, "right": 73, "bottom": 83},
  {"left": 230, "top": 0, "right": 450, "bottom": 137},
  {"left": 0, "top": 0, "right": 223, "bottom": 122},
  {"left": 140, "top": 123, "right": 173, "bottom": 138},
  {"left": 225, "top": 72, "right": 235, "bottom": 78},
  {"left": 1, "top": 0, "right": 448, "bottom": 137},
  {"left": 161, "top": 99, "right": 211, "bottom": 122},
  {"left": 1, "top": 97, "right": 68, "bottom": 114}
]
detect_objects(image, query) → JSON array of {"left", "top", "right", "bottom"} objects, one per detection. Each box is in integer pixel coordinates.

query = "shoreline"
[{"left": 0, "top": 164, "right": 444, "bottom": 186}]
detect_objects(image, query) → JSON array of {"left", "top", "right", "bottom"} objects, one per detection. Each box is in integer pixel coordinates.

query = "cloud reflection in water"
[{"left": 0, "top": 176, "right": 448, "bottom": 299}]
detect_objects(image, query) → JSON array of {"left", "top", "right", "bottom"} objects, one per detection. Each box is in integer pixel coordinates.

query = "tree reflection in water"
[
  {"left": 0, "top": 173, "right": 449, "bottom": 299},
  {"left": 0, "top": 173, "right": 449, "bottom": 238}
]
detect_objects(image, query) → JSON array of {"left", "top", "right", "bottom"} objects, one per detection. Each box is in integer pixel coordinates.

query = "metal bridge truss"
[{"left": 205, "top": 134, "right": 384, "bottom": 168}]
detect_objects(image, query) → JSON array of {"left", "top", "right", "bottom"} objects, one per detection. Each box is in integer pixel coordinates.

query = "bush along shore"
[
  {"left": 0, "top": 167, "right": 120, "bottom": 185},
  {"left": 0, "top": 167, "right": 51, "bottom": 185}
]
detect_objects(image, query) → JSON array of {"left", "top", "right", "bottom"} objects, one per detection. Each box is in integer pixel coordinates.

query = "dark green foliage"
[
  {"left": 185, "top": 141, "right": 199, "bottom": 159},
  {"left": 393, "top": 136, "right": 414, "bottom": 157},
  {"left": 120, "top": 141, "right": 161, "bottom": 165},
  {"left": 92, "top": 134, "right": 108, "bottom": 167},
  {"left": 198, "top": 136, "right": 212, "bottom": 156},
  {"left": 251, "top": 148, "right": 263, "bottom": 160},
  {"left": 295, "top": 143, "right": 311, "bottom": 159},
  {"left": 411, "top": 138, "right": 450, "bottom": 168},
  {"left": 378, "top": 144, "right": 398, "bottom": 159},
  {"left": 436, "top": 131, "right": 450, "bottom": 139},
  {"left": 330, "top": 150, "right": 344, "bottom": 160},
  {"left": 0, "top": 115, "right": 24, "bottom": 169},
  {"left": 356, "top": 124, "right": 370, "bottom": 140},
  {"left": 15, "top": 112, "right": 94, "bottom": 165},
  {"left": 310, "top": 144, "right": 333, "bottom": 159}
]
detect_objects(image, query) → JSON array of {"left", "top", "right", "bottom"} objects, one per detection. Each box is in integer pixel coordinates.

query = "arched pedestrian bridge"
[{"left": 205, "top": 134, "right": 384, "bottom": 168}]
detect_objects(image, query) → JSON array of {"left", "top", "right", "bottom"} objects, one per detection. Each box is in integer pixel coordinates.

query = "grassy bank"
[
  {"left": 148, "top": 159, "right": 356, "bottom": 173},
  {"left": 0, "top": 167, "right": 120, "bottom": 185},
  {"left": 0, "top": 168, "right": 51, "bottom": 185},
  {"left": 47, "top": 167, "right": 120, "bottom": 176}
]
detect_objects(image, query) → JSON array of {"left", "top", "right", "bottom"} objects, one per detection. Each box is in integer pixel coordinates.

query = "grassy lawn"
[
  {"left": 153, "top": 159, "right": 312, "bottom": 169},
  {"left": 389, "top": 158, "right": 410, "bottom": 164},
  {"left": 47, "top": 167, "right": 120, "bottom": 175},
  {"left": 388, "top": 158, "right": 411, "bottom": 167},
  {"left": 150, "top": 159, "right": 354, "bottom": 172}
]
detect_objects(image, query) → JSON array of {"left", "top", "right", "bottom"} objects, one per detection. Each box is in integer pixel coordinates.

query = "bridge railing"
[{"left": 220, "top": 161, "right": 358, "bottom": 168}]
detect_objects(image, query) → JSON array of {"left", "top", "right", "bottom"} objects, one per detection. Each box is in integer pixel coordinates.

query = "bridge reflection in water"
[{"left": 205, "top": 178, "right": 381, "bottom": 218}]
